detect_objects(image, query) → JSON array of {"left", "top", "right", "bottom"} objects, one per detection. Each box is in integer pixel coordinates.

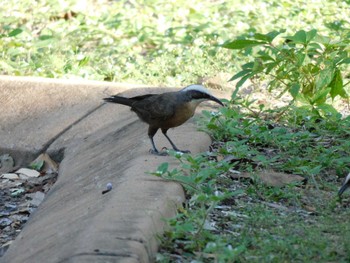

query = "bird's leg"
[
  {"left": 148, "top": 127, "right": 168, "bottom": 156},
  {"left": 162, "top": 129, "right": 190, "bottom": 153}
]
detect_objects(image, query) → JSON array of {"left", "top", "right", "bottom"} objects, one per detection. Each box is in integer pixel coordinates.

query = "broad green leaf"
[
  {"left": 8, "top": 28, "right": 23, "bottom": 37},
  {"left": 311, "top": 88, "right": 331, "bottom": 105},
  {"left": 173, "top": 174, "right": 197, "bottom": 187},
  {"left": 314, "top": 34, "right": 331, "bottom": 44},
  {"left": 286, "top": 30, "right": 307, "bottom": 44},
  {"left": 307, "top": 42, "right": 323, "bottom": 54},
  {"left": 253, "top": 30, "right": 281, "bottom": 43},
  {"left": 315, "top": 67, "right": 334, "bottom": 90},
  {"left": 290, "top": 83, "right": 301, "bottom": 99},
  {"left": 305, "top": 29, "right": 317, "bottom": 42},
  {"left": 329, "top": 69, "right": 348, "bottom": 99},
  {"left": 221, "top": 39, "right": 264, "bottom": 49},
  {"left": 316, "top": 103, "right": 340, "bottom": 117},
  {"left": 296, "top": 53, "right": 306, "bottom": 66}
]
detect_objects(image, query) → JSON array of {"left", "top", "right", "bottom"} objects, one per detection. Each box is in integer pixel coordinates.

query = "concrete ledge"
[{"left": 0, "top": 76, "right": 219, "bottom": 263}]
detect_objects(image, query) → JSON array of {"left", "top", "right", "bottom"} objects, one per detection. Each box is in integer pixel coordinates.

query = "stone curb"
[{"left": 0, "top": 76, "right": 219, "bottom": 262}]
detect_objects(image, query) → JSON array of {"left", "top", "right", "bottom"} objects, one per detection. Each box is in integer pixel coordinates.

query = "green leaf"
[
  {"left": 252, "top": 59, "right": 264, "bottom": 72},
  {"left": 314, "top": 34, "right": 331, "bottom": 45},
  {"left": 316, "top": 104, "right": 340, "bottom": 117},
  {"left": 38, "top": 35, "right": 54, "bottom": 40},
  {"left": 241, "top": 62, "right": 254, "bottom": 70},
  {"left": 236, "top": 73, "right": 253, "bottom": 88},
  {"left": 311, "top": 88, "right": 331, "bottom": 105},
  {"left": 207, "top": 123, "right": 219, "bottom": 130},
  {"left": 221, "top": 39, "right": 264, "bottom": 49},
  {"left": 258, "top": 53, "right": 275, "bottom": 62},
  {"left": 305, "top": 29, "right": 317, "bottom": 42},
  {"left": 296, "top": 53, "right": 306, "bottom": 66},
  {"left": 253, "top": 30, "right": 281, "bottom": 43},
  {"left": 329, "top": 69, "right": 348, "bottom": 99},
  {"left": 264, "top": 62, "right": 278, "bottom": 74},
  {"left": 339, "top": 57, "right": 350, "bottom": 65},
  {"left": 229, "top": 70, "right": 250, "bottom": 81},
  {"left": 157, "top": 162, "right": 169, "bottom": 174},
  {"left": 286, "top": 30, "right": 307, "bottom": 44},
  {"left": 8, "top": 28, "right": 23, "bottom": 37},
  {"left": 290, "top": 83, "right": 301, "bottom": 99},
  {"left": 315, "top": 67, "right": 334, "bottom": 90}
]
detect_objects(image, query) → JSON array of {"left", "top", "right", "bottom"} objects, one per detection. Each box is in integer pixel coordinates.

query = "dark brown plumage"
[{"left": 104, "top": 84, "right": 223, "bottom": 155}]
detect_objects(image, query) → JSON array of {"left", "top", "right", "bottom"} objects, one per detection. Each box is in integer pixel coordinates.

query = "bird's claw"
[{"left": 149, "top": 149, "right": 169, "bottom": 156}]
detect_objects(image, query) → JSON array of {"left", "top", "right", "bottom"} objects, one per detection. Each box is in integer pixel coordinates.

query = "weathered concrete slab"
[{"left": 0, "top": 76, "right": 225, "bottom": 263}]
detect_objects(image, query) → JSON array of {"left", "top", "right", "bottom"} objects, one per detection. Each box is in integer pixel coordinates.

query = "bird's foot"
[{"left": 149, "top": 149, "right": 169, "bottom": 156}]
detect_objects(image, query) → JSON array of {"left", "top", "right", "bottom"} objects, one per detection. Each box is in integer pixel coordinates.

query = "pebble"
[{"left": 102, "top": 182, "right": 113, "bottom": 194}]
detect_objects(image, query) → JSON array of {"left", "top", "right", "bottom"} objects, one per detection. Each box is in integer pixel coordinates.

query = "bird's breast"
[{"left": 163, "top": 101, "right": 200, "bottom": 129}]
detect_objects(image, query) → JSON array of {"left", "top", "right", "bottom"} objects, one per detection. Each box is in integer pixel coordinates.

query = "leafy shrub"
[{"left": 222, "top": 29, "right": 350, "bottom": 117}]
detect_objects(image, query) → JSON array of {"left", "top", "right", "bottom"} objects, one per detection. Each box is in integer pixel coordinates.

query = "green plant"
[
  {"left": 222, "top": 29, "right": 350, "bottom": 117},
  {"left": 200, "top": 94, "right": 350, "bottom": 177},
  {"left": 151, "top": 152, "right": 244, "bottom": 261}
]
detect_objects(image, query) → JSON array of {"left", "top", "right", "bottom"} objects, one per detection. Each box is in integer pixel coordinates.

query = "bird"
[
  {"left": 338, "top": 173, "right": 350, "bottom": 196},
  {"left": 103, "top": 84, "right": 224, "bottom": 155}
]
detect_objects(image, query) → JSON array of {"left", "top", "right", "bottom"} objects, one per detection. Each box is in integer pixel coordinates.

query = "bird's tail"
[{"left": 103, "top": 95, "right": 134, "bottom": 107}]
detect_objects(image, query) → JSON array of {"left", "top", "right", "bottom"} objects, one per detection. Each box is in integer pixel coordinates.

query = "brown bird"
[
  {"left": 338, "top": 173, "right": 350, "bottom": 196},
  {"left": 104, "top": 84, "right": 224, "bottom": 155}
]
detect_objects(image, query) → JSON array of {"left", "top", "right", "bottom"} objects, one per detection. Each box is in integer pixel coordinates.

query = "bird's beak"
[{"left": 208, "top": 95, "right": 224, "bottom": 106}]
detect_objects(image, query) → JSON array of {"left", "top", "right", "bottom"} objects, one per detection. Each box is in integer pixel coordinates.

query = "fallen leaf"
[
  {"left": 15, "top": 168, "right": 40, "bottom": 178},
  {"left": 30, "top": 153, "right": 58, "bottom": 174},
  {"left": 18, "top": 174, "right": 29, "bottom": 180},
  {"left": 0, "top": 173, "right": 19, "bottom": 180}
]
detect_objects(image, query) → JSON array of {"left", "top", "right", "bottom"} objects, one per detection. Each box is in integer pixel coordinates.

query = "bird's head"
[{"left": 181, "top": 84, "right": 224, "bottom": 106}]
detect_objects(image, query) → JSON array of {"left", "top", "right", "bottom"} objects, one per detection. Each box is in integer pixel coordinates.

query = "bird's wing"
[
  {"left": 130, "top": 94, "right": 158, "bottom": 101},
  {"left": 132, "top": 93, "right": 177, "bottom": 120}
]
